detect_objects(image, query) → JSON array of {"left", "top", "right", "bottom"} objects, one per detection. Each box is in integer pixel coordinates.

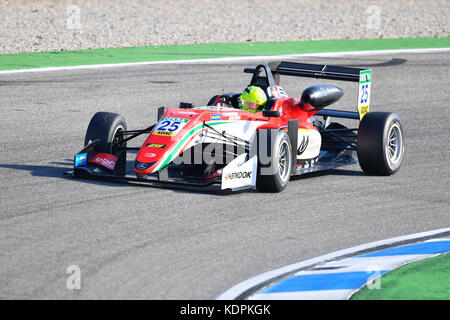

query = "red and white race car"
[{"left": 67, "top": 61, "right": 405, "bottom": 192}]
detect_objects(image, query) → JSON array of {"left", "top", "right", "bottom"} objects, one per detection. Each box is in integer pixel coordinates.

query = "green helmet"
[{"left": 239, "top": 86, "right": 267, "bottom": 113}]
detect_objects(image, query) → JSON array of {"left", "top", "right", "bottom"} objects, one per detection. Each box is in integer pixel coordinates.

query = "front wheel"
[
  {"left": 357, "top": 112, "right": 405, "bottom": 175},
  {"left": 256, "top": 130, "right": 293, "bottom": 192},
  {"left": 84, "top": 112, "right": 127, "bottom": 175}
]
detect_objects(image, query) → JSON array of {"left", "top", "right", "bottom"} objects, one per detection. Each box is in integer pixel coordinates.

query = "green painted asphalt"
[
  {"left": 0, "top": 37, "right": 449, "bottom": 71},
  {"left": 352, "top": 253, "right": 450, "bottom": 300}
]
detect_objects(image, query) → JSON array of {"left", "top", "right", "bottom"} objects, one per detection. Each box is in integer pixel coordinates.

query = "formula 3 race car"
[{"left": 65, "top": 61, "right": 405, "bottom": 192}]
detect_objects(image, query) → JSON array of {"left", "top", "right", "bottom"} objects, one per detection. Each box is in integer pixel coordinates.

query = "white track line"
[
  {"left": 216, "top": 227, "right": 450, "bottom": 300},
  {"left": 249, "top": 290, "right": 352, "bottom": 300},
  {"left": 1, "top": 48, "right": 449, "bottom": 75}
]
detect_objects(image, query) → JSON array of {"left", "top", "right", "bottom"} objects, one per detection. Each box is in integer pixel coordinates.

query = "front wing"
[{"left": 65, "top": 145, "right": 258, "bottom": 192}]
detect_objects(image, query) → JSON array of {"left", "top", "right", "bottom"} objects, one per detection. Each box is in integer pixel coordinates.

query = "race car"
[{"left": 65, "top": 61, "right": 405, "bottom": 192}]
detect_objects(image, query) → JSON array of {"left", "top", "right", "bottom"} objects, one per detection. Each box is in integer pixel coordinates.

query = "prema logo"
[
  {"left": 95, "top": 157, "right": 115, "bottom": 170},
  {"left": 224, "top": 171, "right": 252, "bottom": 180}
]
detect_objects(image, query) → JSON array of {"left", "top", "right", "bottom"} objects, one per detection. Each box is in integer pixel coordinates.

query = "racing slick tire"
[
  {"left": 357, "top": 112, "right": 404, "bottom": 175},
  {"left": 84, "top": 112, "right": 127, "bottom": 176},
  {"left": 256, "top": 129, "right": 293, "bottom": 192}
]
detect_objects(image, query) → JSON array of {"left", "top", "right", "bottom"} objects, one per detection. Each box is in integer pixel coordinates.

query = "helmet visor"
[{"left": 242, "top": 100, "right": 261, "bottom": 111}]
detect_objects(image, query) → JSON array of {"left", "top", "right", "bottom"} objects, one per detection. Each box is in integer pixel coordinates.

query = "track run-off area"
[{"left": 0, "top": 49, "right": 449, "bottom": 299}]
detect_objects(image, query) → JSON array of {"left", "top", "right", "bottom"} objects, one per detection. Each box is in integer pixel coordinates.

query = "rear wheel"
[
  {"left": 256, "top": 130, "right": 292, "bottom": 192},
  {"left": 357, "top": 112, "right": 404, "bottom": 175},
  {"left": 84, "top": 112, "right": 127, "bottom": 175}
]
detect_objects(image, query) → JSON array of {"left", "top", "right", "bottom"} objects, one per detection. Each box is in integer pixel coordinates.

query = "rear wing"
[{"left": 244, "top": 61, "right": 372, "bottom": 120}]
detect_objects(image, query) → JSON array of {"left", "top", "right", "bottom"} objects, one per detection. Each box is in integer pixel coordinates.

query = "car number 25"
[
  {"left": 157, "top": 119, "right": 181, "bottom": 132},
  {"left": 154, "top": 117, "right": 189, "bottom": 136}
]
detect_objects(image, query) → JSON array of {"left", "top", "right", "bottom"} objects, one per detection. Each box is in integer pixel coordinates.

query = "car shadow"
[
  {"left": 0, "top": 160, "right": 228, "bottom": 194},
  {"left": 0, "top": 163, "right": 69, "bottom": 179},
  {"left": 0, "top": 161, "right": 129, "bottom": 188},
  {"left": 333, "top": 58, "right": 407, "bottom": 68},
  {"left": 0, "top": 161, "right": 366, "bottom": 195},
  {"left": 290, "top": 168, "right": 366, "bottom": 181}
]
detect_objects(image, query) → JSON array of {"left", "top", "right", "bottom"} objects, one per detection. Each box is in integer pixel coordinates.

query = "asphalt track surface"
[{"left": 0, "top": 52, "right": 449, "bottom": 299}]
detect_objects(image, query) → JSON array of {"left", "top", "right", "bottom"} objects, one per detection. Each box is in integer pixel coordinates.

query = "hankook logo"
[{"left": 224, "top": 171, "right": 252, "bottom": 180}]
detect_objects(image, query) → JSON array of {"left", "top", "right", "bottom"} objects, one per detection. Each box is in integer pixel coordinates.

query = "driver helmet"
[{"left": 239, "top": 86, "right": 267, "bottom": 113}]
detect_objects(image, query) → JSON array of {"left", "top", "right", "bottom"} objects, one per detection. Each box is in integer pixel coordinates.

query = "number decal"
[
  {"left": 167, "top": 121, "right": 181, "bottom": 132},
  {"left": 360, "top": 84, "right": 369, "bottom": 104},
  {"left": 153, "top": 117, "right": 189, "bottom": 136},
  {"left": 358, "top": 70, "right": 371, "bottom": 120},
  {"left": 156, "top": 120, "right": 171, "bottom": 131}
]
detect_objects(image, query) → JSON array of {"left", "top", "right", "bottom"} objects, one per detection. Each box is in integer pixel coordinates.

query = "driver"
[{"left": 239, "top": 86, "right": 267, "bottom": 113}]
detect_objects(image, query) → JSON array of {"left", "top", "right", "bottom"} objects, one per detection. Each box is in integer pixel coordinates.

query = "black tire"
[
  {"left": 256, "top": 129, "right": 292, "bottom": 192},
  {"left": 84, "top": 112, "right": 127, "bottom": 175},
  {"left": 357, "top": 112, "right": 404, "bottom": 175}
]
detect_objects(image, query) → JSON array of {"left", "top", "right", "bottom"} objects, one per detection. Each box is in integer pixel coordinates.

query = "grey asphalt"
[{"left": 0, "top": 52, "right": 449, "bottom": 299}]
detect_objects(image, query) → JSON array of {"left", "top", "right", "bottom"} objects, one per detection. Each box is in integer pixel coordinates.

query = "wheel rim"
[
  {"left": 386, "top": 122, "right": 403, "bottom": 168},
  {"left": 112, "top": 126, "right": 125, "bottom": 152},
  {"left": 278, "top": 139, "right": 291, "bottom": 181}
]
